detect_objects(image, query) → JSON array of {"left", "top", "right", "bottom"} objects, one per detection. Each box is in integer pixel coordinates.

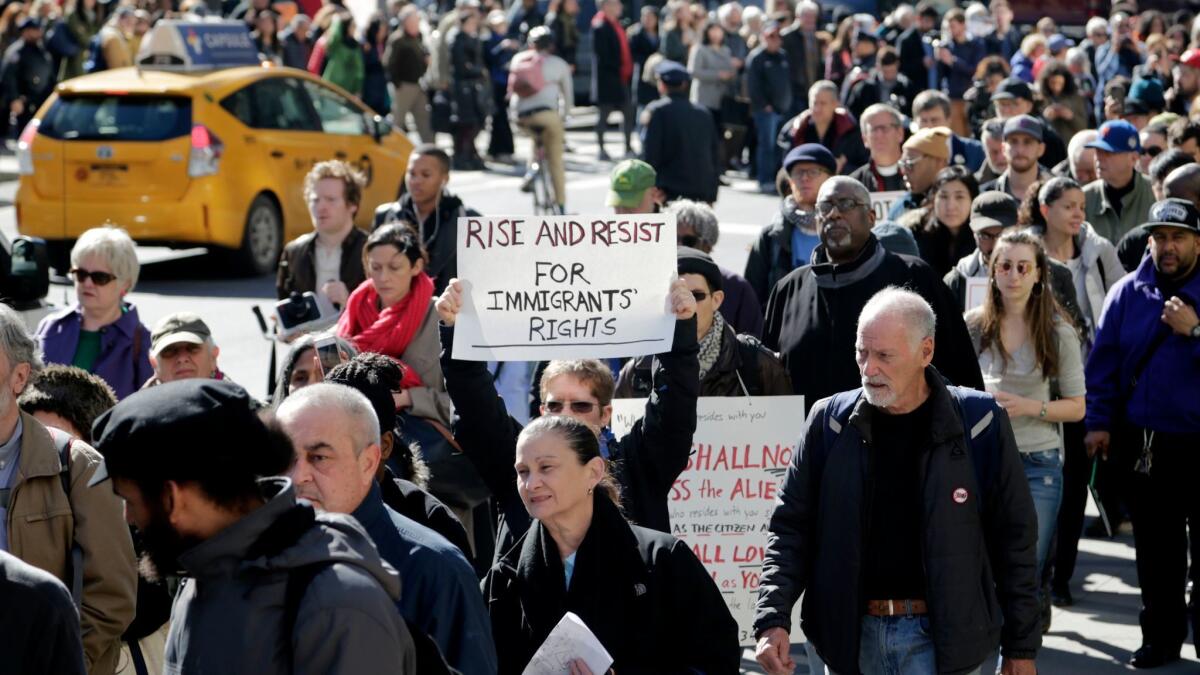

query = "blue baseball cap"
[
  {"left": 783, "top": 143, "right": 836, "bottom": 175},
  {"left": 1086, "top": 120, "right": 1142, "bottom": 154},
  {"left": 655, "top": 61, "right": 691, "bottom": 86},
  {"left": 1048, "top": 33, "right": 1074, "bottom": 53}
]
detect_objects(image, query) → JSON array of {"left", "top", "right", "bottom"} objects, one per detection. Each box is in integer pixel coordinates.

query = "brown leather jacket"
[
  {"left": 7, "top": 411, "right": 137, "bottom": 675},
  {"left": 275, "top": 227, "right": 369, "bottom": 302}
]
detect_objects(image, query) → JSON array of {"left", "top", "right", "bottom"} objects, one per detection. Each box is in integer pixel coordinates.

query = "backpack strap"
[
  {"left": 733, "top": 334, "right": 766, "bottom": 397},
  {"left": 946, "top": 386, "right": 999, "bottom": 512},
  {"left": 46, "top": 427, "right": 84, "bottom": 607}
]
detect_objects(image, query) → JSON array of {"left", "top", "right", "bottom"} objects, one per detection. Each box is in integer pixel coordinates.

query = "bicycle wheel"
[{"left": 532, "top": 159, "right": 559, "bottom": 215}]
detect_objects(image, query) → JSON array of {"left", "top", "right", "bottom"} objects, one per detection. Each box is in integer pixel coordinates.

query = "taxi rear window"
[{"left": 39, "top": 95, "right": 192, "bottom": 141}]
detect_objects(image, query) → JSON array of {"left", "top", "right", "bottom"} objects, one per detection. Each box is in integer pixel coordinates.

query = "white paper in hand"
[{"left": 521, "top": 612, "right": 613, "bottom": 675}]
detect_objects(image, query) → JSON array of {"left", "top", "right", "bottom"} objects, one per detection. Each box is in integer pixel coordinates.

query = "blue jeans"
[
  {"left": 840, "top": 615, "right": 983, "bottom": 675},
  {"left": 1023, "top": 449, "right": 1064, "bottom": 575},
  {"left": 752, "top": 110, "right": 782, "bottom": 188}
]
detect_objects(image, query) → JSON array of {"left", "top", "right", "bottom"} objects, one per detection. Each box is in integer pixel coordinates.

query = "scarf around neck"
[
  {"left": 336, "top": 272, "right": 434, "bottom": 389},
  {"left": 697, "top": 311, "right": 726, "bottom": 380}
]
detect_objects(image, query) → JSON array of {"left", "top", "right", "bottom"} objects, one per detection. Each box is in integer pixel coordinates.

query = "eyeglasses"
[
  {"left": 897, "top": 155, "right": 926, "bottom": 169},
  {"left": 691, "top": 290, "right": 709, "bottom": 301},
  {"left": 975, "top": 230, "right": 1001, "bottom": 243},
  {"left": 69, "top": 268, "right": 118, "bottom": 286},
  {"left": 1145, "top": 146, "right": 1163, "bottom": 158},
  {"left": 544, "top": 400, "right": 598, "bottom": 414},
  {"left": 868, "top": 123, "right": 902, "bottom": 134},
  {"left": 815, "top": 197, "right": 868, "bottom": 216},
  {"left": 994, "top": 260, "right": 1035, "bottom": 277},
  {"left": 790, "top": 167, "right": 828, "bottom": 180}
]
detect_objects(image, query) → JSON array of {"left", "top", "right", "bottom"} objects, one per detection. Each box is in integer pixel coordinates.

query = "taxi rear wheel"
[{"left": 230, "top": 194, "right": 283, "bottom": 277}]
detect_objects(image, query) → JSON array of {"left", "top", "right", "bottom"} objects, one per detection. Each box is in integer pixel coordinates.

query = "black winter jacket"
[
  {"left": 482, "top": 493, "right": 740, "bottom": 674},
  {"left": 615, "top": 321, "right": 791, "bottom": 398},
  {"left": 642, "top": 93, "right": 721, "bottom": 203},
  {"left": 373, "top": 191, "right": 480, "bottom": 295},
  {"left": 439, "top": 319, "right": 699, "bottom": 559},
  {"left": 753, "top": 370, "right": 1041, "bottom": 674},
  {"left": 762, "top": 235, "right": 985, "bottom": 411}
]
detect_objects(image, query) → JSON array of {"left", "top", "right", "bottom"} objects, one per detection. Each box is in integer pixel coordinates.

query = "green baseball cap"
[{"left": 607, "top": 159, "right": 656, "bottom": 208}]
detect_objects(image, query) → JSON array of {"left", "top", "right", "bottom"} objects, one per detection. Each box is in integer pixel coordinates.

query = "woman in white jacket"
[{"left": 1019, "top": 174, "right": 1125, "bottom": 611}]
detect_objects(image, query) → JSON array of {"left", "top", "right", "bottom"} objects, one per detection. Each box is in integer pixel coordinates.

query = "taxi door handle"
[
  {"left": 270, "top": 150, "right": 285, "bottom": 158},
  {"left": 334, "top": 151, "right": 347, "bottom": 159}
]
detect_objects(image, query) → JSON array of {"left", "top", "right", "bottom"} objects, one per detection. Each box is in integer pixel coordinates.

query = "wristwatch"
[
  {"left": 1039, "top": 401, "right": 1048, "bottom": 419},
  {"left": 1191, "top": 323, "right": 1200, "bottom": 339}
]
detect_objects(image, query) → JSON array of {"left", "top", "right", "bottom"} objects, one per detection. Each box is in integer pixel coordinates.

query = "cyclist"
[{"left": 509, "top": 25, "right": 573, "bottom": 212}]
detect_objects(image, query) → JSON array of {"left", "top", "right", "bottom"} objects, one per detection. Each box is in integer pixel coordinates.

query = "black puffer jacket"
[
  {"left": 753, "top": 370, "right": 1041, "bottom": 674},
  {"left": 615, "top": 321, "right": 792, "bottom": 398},
  {"left": 373, "top": 191, "right": 480, "bottom": 295},
  {"left": 439, "top": 319, "right": 699, "bottom": 559},
  {"left": 482, "top": 493, "right": 739, "bottom": 674}
]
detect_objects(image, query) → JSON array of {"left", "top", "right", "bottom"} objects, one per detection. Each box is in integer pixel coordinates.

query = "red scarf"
[
  {"left": 593, "top": 12, "right": 633, "bottom": 83},
  {"left": 336, "top": 272, "right": 434, "bottom": 389}
]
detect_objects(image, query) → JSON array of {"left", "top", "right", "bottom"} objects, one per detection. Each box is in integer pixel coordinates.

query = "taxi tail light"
[
  {"left": 16, "top": 119, "right": 38, "bottom": 175},
  {"left": 188, "top": 124, "right": 222, "bottom": 177}
]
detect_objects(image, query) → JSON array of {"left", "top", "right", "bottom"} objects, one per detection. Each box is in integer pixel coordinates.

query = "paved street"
[{"left": 1, "top": 122, "right": 1188, "bottom": 674}]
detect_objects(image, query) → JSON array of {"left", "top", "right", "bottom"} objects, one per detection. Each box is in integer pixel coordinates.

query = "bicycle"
[{"left": 521, "top": 124, "right": 564, "bottom": 215}]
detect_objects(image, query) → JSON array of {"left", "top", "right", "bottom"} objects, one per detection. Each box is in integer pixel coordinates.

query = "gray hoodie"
[{"left": 164, "top": 478, "right": 416, "bottom": 674}]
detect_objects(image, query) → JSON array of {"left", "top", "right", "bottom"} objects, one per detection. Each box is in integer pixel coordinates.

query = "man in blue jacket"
[
  {"left": 1085, "top": 198, "right": 1200, "bottom": 670},
  {"left": 278, "top": 383, "right": 498, "bottom": 674}
]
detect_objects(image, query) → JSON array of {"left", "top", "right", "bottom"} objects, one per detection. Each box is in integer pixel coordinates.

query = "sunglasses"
[
  {"left": 994, "top": 260, "right": 1035, "bottom": 277},
  {"left": 69, "top": 268, "right": 118, "bottom": 286},
  {"left": 544, "top": 400, "right": 598, "bottom": 414},
  {"left": 691, "top": 290, "right": 709, "bottom": 301},
  {"left": 679, "top": 234, "right": 702, "bottom": 248},
  {"left": 1145, "top": 146, "right": 1163, "bottom": 158},
  {"left": 815, "top": 197, "right": 868, "bottom": 216}
]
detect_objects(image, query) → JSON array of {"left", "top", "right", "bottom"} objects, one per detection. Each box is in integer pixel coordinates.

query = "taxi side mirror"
[{"left": 370, "top": 114, "right": 388, "bottom": 142}]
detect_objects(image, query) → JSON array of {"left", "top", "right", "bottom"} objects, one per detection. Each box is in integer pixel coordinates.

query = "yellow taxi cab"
[{"left": 16, "top": 20, "right": 414, "bottom": 275}]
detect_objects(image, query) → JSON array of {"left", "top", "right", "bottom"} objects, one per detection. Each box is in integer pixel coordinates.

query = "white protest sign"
[
  {"left": 611, "top": 395, "right": 805, "bottom": 646},
  {"left": 454, "top": 215, "right": 678, "bottom": 361},
  {"left": 965, "top": 276, "right": 989, "bottom": 311},
  {"left": 869, "top": 190, "right": 907, "bottom": 221}
]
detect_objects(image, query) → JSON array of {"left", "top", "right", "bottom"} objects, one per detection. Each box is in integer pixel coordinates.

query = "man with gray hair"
[
  {"left": 849, "top": 103, "right": 907, "bottom": 192},
  {"left": 755, "top": 287, "right": 1040, "bottom": 675},
  {"left": 278, "top": 383, "right": 498, "bottom": 674},
  {"left": 666, "top": 199, "right": 763, "bottom": 337},
  {"left": 1054, "top": 128, "right": 1098, "bottom": 185},
  {"left": 762, "top": 177, "right": 983, "bottom": 409},
  {"left": 781, "top": 0, "right": 822, "bottom": 117},
  {"left": 0, "top": 302, "right": 136, "bottom": 675},
  {"left": 145, "top": 312, "right": 224, "bottom": 386}
]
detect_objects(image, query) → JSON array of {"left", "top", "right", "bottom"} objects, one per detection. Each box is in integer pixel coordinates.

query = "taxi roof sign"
[{"left": 137, "top": 20, "right": 260, "bottom": 71}]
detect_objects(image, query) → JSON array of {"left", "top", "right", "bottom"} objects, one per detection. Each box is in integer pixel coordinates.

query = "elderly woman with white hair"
[{"left": 35, "top": 226, "right": 152, "bottom": 399}]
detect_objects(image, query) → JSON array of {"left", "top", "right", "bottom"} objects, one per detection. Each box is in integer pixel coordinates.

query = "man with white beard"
[
  {"left": 754, "top": 287, "right": 1041, "bottom": 675},
  {"left": 762, "top": 177, "right": 983, "bottom": 413}
]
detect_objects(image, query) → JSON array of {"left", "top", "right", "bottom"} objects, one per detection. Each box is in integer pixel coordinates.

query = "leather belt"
[{"left": 866, "top": 599, "right": 928, "bottom": 617}]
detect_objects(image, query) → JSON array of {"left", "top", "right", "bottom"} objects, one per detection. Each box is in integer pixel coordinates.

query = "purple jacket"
[
  {"left": 35, "top": 304, "right": 153, "bottom": 400},
  {"left": 1085, "top": 255, "right": 1200, "bottom": 435}
]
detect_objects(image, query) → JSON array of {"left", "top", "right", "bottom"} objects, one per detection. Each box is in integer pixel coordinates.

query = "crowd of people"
[{"left": 1, "top": 0, "right": 1200, "bottom": 673}]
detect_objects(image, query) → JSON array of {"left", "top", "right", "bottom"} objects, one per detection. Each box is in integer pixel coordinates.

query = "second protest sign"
[{"left": 453, "top": 214, "right": 678, "bottom": 361}]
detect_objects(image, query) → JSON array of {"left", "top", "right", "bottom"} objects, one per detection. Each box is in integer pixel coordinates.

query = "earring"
[{"left": 587, "top": 487, "right": 594, "bottom": 495}]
